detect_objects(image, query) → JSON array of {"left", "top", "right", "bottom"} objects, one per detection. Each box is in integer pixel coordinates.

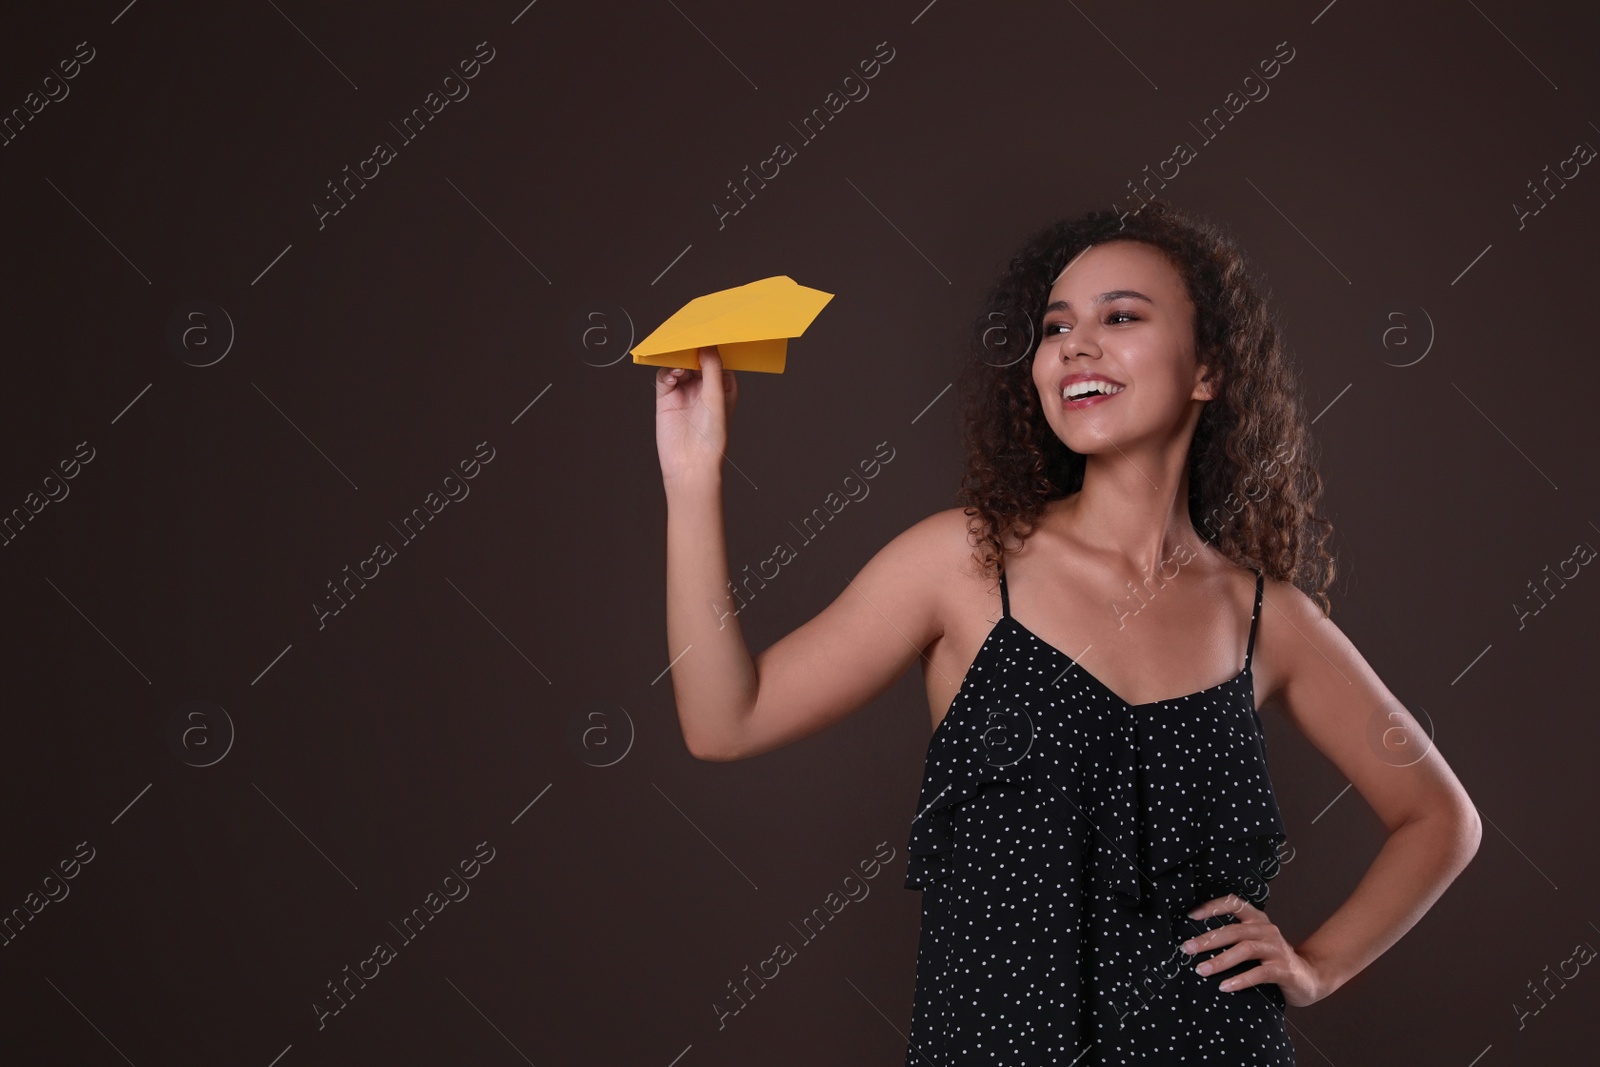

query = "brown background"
[{"left": 1, "top": 0, "right": 1595, "bottom": 1063}]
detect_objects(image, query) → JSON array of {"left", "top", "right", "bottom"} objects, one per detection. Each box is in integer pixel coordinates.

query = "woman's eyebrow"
[{"left": 1043, "top": 289, "right": 1154, "bottom": 313}]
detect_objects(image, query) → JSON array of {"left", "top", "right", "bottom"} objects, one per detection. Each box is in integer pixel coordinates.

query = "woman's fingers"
[
  {"left": 697, "top": 346, "right": 722, "bottom": 397},
  {"left": 654, "top": 348, "right": 733, "bottom": 427},
  {"left": 1178, "top": 898, "right": 1321, "bottom": 1003},
  {"left": 1176, "top": 900, "right": 1285, "bottom": 984},
  {"left": 1186, "top": 894, "right": 1254, "bottom": 921},
  {"left": 657, "top": 363, "right": 694, "bottom": 396},
  {"left": 1194, "top": 930, "right": 1277, "bottom": 978},
  {"left": 1181, "top": 922, "right": 1242, "bottom": 956}
]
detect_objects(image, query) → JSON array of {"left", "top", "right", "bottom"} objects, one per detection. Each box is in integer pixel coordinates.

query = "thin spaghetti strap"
[
  {"left": 1244, "top": 569, "right": 1264, "bottom": 670},
  {"left": 998, "top": 565, "right": 1011, "bottom": 619}
]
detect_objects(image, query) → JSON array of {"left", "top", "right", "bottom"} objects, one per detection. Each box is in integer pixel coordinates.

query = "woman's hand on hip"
[{"left": 1180, "top": 894, "right": 1330, "bottom": 1007}]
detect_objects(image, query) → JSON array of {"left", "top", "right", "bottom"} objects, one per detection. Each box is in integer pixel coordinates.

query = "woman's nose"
[{"left": 1061, "top": 328, "right": 1101, "bottom": 359}]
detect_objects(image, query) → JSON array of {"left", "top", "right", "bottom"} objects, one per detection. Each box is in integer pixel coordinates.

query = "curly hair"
[{"left": 954, "top": 197, "right": 1337, "bottom": 617}]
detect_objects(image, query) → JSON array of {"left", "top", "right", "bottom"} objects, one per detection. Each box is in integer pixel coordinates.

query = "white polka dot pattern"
[{"left": 903, "top": 567, "right": 1295, "bottom": 1064}]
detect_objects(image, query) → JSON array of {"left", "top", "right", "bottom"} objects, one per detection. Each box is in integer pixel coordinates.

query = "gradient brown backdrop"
[{"left": 1, "top": 0, "right": 1595, "bottom": 1063}]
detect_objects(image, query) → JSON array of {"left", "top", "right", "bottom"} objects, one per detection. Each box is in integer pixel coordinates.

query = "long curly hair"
[{"left": 954, "top": 197, "right": 1337, "bottom": 617}]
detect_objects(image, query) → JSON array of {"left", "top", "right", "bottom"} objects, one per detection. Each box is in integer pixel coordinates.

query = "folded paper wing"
[{"left": 631, "top": 275, "right": 833, "bottom": 374}]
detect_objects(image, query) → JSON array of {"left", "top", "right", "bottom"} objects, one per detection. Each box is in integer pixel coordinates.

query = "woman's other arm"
[{"left": 1259, "top": 578, "right": 1483, "bottom": 999}]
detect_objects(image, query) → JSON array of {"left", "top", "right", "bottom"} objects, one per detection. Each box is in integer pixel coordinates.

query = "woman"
[{"left": 655, "top": 199, "right": 1480, "bottom": 1064}]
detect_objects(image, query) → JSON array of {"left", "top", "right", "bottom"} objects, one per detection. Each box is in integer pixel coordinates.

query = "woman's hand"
[
  {"left": 656, "top": 346, "right": 738, "bottom": 484},
  {"left": 1180, "top": 894, "right": 1330, "bottom": 1007}
]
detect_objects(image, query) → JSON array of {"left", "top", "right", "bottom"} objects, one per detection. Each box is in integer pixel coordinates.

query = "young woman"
[{"left": 655, "top": 199, "right": 1480, "bottom": 1064}]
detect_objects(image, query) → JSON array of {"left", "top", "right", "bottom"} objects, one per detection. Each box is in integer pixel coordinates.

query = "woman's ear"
[{"left": 1193, "top": 361, "right": 1222, "bottom": 402}]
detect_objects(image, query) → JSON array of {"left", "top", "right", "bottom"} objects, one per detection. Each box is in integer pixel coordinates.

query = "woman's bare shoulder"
[
  {"left": 881, "top": 506, "right": 995, "bottom": 630},
  {"left": 892, "top": 506, "right": 993, "bottom": 576},
  {"left": 1253, "top": 569, "right": 1333, "bottom": 708}
]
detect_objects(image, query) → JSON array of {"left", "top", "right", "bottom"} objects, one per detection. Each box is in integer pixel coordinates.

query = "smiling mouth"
[{"left": 1061, "top": 381, "right": 1125, "bottom": 407}]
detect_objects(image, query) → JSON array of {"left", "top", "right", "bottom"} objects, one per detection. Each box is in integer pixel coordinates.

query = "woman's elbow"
[
  {"left": 1401, "top": 791, "right": 1482, "bottom": 864},
  {"left": 683, "top": 727, "right": 744, "bottom": 762},
  {"left": 683, "top": 731, "right": 726, "bottom": 761},
  {"left": 1428, "top": 794, "right": 1483, "bottom": 866},
  {"left": 1458, "top": 800, "right": 1484, "bottom": 858}
]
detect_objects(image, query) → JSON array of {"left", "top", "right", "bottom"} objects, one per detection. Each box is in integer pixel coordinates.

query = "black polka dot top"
[{"left": 902, "top": 565, "right": 1295, "bottom": 1064}]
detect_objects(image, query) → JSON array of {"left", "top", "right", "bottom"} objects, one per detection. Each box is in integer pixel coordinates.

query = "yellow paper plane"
[{"left": 631, "top": 275, "right": 833, "bottom": 374}]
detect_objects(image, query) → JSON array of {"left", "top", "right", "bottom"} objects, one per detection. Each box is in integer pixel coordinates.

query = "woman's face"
[{"left": 1030, "top": 239, "right": 1212, "bottom": 455}]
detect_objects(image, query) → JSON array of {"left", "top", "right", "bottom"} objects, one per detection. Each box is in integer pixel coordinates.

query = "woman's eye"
[{"left": 1042, "top": 312, "right": 1137, "bottom": 334}]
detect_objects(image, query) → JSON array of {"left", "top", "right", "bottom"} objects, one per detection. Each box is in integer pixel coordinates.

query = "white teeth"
[{"left": 1062, "top": 380, "right": 1125, "bottom": 400}]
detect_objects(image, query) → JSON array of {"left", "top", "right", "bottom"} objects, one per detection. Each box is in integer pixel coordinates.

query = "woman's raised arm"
[{"left": 657, "top": 347, "right": 951, "bottom": 761}]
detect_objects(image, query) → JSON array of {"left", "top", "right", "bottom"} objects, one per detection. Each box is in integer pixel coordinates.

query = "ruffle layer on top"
[{"left": 906, "top": 649, "right": 1286, "bottom": 918}]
